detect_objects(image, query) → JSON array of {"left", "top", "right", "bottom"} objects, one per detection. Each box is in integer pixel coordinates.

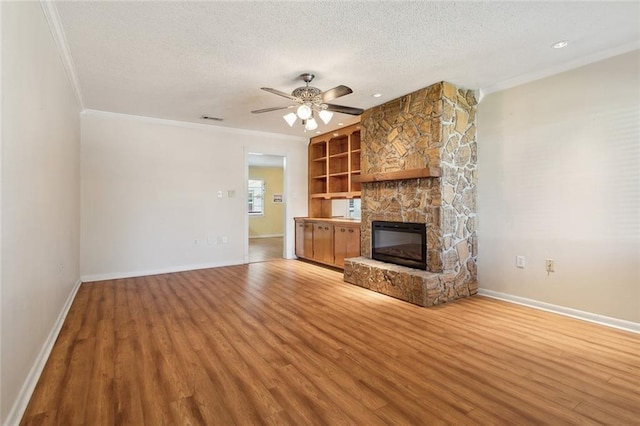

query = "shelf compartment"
[
  {"left": 309, "top": 177, "right": 327, "bottom": 195},
  {"left": 329, "top": 175, "right": 349, "bottom": 193},
  {"left": 329, "top": 155, "right": 348, "bottom": 175},
  {"left": 309, "top": 157, "right": 327, "bottom": 177},
  {"left": 350, "top": 132, "right": 361, "bottom": 151},
  {"left": 328, "top": 136, "right": 349, "bottom": 156},
  {"left": 350, "top": 151, "right": 361, "bottom": 172},
  {"left": 350, "top": 169, "right": 361, "bottom": 192},
  {"left": 310, "top": 142, "right": 327, "bottom": 159}
]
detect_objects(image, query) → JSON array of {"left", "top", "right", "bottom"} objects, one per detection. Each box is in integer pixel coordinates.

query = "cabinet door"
[
  {"left": 295, "top": 221, "right": 305, "bottom": 258},
  {"left": 303, "top": 222, "right": 314, "bottom": 258},
  {"left": 334, "top": 226, "right": 349, "bottom": 267},
  {"left": 313, "top": 223, "right": 334, "bottom": 264},
  {"left": 334, "top": 225, "right": 361, "bottom": 267},
  {"left": 345, "top": 226, "right": 361, "bottom": 259}
]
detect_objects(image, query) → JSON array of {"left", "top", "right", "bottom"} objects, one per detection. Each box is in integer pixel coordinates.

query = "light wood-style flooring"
[
  {"left": 22, "top": 260, "right": 640, "bottom": 425},
  {"left": 248, "top": 237, "right": 283, "bottom": 263}
]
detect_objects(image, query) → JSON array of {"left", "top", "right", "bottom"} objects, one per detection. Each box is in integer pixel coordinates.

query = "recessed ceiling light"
[
  {"left": 372, "top": 93, "right": 382, "bottom": 98},
  {"left": 551, "top": 40, "right": 569, "bottom": 49}
]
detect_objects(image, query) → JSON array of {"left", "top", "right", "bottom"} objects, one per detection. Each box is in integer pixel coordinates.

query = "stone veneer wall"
[{"left": 346, "top": 81, "right": 478, "bottom": 305}]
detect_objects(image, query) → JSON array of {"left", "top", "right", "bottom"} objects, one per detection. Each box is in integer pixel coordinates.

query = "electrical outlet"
[
  {"left": 546, "top": 259, "right": 555, "bottom": 273},
  {"left": 516, "top": 255, "right": 525, "bottom": 268}
]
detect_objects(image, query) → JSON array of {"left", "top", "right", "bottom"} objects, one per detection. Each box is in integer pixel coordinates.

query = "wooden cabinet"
[
  {"left": 303, "top": 222, "right": 313, "bottom": 258},
  {"left": 294, "top": 218, "right": 360, "bottom": 269},
  {"left": 295, "top": 219, "right": 314, "bottom": 259},
  {"left": 333, "top": 224, "right": 361, "bottom": 268},
  {"left": 308, "top": 123, "right": 361, "bottom": 218},
  {"left": 302, "top": 124, "right": 362, "bottom": 269},
  {"left": 312, "top": 222, "right": 334, "bottom": 264}
]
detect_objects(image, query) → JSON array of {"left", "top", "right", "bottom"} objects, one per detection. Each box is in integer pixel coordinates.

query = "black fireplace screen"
[{"left": 372, "top": 221, "right": 427, "bottom": 270}]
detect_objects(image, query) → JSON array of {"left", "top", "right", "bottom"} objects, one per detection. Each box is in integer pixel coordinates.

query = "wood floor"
[
  {"left": 248, "top": 237, "right": 283, "bottom": 263},
  {"left": 22, "top": 260, "right": 640, "bottom": 425}
]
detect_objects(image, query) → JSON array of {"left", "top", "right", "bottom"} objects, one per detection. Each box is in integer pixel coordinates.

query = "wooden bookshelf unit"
[{"left": 308, "top": 123, "right": 361, "bottom": 217}]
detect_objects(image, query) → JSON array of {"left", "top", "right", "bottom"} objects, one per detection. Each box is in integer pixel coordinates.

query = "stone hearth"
[
  {"left": 344, "top": 257, "right": 477, "bottom": 307},
  {"left": 344, "top": 81, "right": 478, "bottom": 306}
]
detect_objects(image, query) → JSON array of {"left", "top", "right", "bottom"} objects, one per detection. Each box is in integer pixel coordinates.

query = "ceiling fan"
[{"left": 251, "top": 73, "right": 364, "bottom": 131}]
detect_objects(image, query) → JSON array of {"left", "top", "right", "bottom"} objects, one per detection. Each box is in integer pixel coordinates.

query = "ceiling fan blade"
[
  {"left": 251, "top": 105, "right": 293, "bottom": 114},
  {"left": 322, "top": 85, "right": 353, "bottom": 102},
  {"left": 325, "top": 103, "right": 364, "bottom": 116},
  {"left": 261, "top": 87, "right": 298, "bottom": 101}
]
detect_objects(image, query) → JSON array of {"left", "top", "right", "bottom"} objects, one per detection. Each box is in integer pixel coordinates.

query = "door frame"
[{"left": 244, "top": 150, "right": 289, "bottom": 263}]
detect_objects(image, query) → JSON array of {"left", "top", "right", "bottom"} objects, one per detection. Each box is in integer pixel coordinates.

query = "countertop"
[{"left": 295, "top": 217, "right": 361, "bottom": 224}]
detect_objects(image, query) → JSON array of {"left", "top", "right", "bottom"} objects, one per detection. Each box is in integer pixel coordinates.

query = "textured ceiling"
[{"left": 55, "top": 1, "right": 640, "bottom": 137}]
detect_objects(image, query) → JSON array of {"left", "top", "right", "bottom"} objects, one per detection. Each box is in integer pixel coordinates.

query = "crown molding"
[
  {"left": 81, "top": 109, "right": 308, "bottom": 142},
  {"left": 481, "top": 41, "right": 640, "bottom": 96},
  {"left": 40, "top": 0, "right": 84, "bottom": 109}
]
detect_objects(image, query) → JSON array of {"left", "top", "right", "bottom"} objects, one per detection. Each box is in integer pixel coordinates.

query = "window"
[{"left": 248, "top": 179, "right": 265, "bottom": 215}]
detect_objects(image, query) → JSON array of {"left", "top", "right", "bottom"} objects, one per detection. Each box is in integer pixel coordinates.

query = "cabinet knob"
[
  {"left": 324, "top": 226, "right": 329, "bottom": 230},
  {"left": 348, "top": 229, "right": 354, "bottom": 233},
  {"left": 340, "top": 228, "right": 346, "bottom": 232}
]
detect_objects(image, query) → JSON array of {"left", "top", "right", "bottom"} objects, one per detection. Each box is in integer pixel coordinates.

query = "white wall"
[
  {"left": 81, "top": 111, "right": 307, "bottom": 280},
  {"left": 478, "top": 50, "right": 640, "bottom": 323},
  {"left": 1, "top": 2, "right": 81, "bottom": 423}
]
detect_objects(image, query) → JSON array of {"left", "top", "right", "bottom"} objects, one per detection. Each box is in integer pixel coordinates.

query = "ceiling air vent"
[{"left": 200, "top": 115, "right": 223, "bottom": 121}]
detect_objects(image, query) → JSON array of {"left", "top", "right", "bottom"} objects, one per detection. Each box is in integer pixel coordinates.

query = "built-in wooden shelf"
[
  {"left": 356, "top": 167, "right": 441, "bottom": 183},
  {"left": 307, "top": 122, "right": 361, "bottom": 217}
]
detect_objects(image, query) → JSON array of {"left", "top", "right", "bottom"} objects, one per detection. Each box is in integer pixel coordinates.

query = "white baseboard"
[
  {"left": 81, "top": 259, "right": 244, "bottom": 282},
  {"left": 5, "top": 278, "right": 83, "bottom": 426},
  {"left": 249, "top": 234, "right": 284, "bottom": 239},
  {"left": 478, "top": 289, "right": 639, "bottom": 334}
]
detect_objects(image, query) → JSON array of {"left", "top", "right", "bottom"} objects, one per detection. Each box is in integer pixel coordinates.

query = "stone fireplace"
[{"left": 343, "top": 81, "right": 478, "bottom": 306}]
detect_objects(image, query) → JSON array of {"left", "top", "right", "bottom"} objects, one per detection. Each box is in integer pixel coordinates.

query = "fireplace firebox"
[{"left": 372, "top": 221, "right": 427, "bottom": 270}]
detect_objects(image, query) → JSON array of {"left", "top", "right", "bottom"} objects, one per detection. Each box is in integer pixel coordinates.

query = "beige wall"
[
  {"left": 477, "top": 50, "right": 639, "bottom": 323},
  {"left": 249, "top": 166, "right": 284, "bottom": 237},
  {"left": 1, "top": 2, "right": 81, "bottom": 422}
]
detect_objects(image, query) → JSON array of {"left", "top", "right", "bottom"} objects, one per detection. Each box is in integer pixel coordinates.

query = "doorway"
[{"left": 247, "top": 153, "right": 285, "bottom": 263}]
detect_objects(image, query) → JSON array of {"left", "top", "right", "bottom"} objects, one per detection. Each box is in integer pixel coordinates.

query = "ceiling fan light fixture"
[
  {"left": 254, "top": 73, "right": 362, "bottom": 132},
  {"left": 305, "top": 118, "right": 318, "bottom": 131},
  {"left": 283, "top": 112, "right": 297, "bottom": 127},
  {"left": 296, "top": 104, "right": 312, "bottom": 120},
  {"left": 318, "top": 109, "right": 333, "bottom": 125}
]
